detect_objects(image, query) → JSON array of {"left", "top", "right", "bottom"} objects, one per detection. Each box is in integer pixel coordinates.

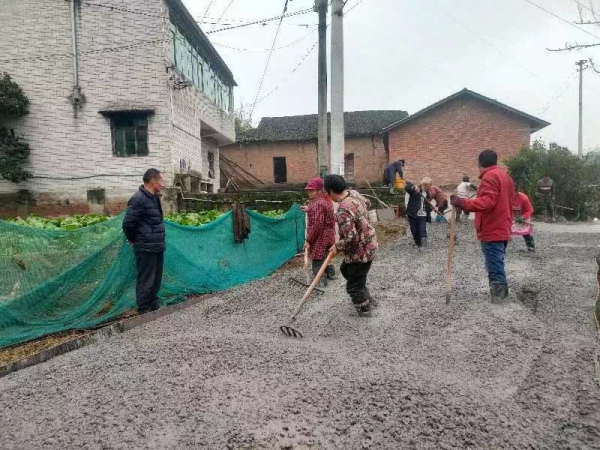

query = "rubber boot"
[{"left": 490, "top": 282, "right": 509, "bottom": 304}]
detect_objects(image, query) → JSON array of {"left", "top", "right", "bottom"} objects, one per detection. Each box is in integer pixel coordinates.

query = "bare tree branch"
[
  {"left": 590, "top": 58, "right": 600, "bottom": 73},
  {"left": 547, "top": 42, "right": 600, "bottom": 51},
  {"left": 575, "top": 20, "right": 600, "bottom": 24}
]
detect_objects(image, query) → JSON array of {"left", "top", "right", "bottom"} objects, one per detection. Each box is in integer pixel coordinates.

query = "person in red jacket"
[
  {"left": 512, "top": 187, "right": 535, "bottom": 252},
  {"left": 451, "top": 149, "right": 515, "bottom": 302},
  {"left": 302, "top": 177, "right": 337, "bottom": 287}
]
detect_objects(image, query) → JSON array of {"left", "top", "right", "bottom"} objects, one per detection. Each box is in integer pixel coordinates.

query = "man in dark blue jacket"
[{"left": 122, "top": 168, "right": 166, "bottom": 314}]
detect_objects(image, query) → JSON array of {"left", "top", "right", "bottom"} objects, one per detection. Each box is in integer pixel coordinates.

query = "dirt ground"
[{"left": 0, "top": 221, "right": 599, "bottom": 449}]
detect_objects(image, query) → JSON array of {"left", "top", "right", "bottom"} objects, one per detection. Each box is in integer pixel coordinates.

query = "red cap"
[{"left": 305, "top": 177, "right": 324, "bottom": 190}]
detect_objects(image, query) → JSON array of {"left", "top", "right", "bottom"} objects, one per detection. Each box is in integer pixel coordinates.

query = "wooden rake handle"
[
  {"left": 290, "top": 251, "right": 335, "bottom": 322},
  {"left": 446, "top": 208, "right": 457, "bottom": 304}
]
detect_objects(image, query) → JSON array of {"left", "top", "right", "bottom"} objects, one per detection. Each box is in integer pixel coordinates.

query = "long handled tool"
[
  {"left": 280, "top": 251, "right": 335, "bottom": 338},
  {"left": 445, "top": 208, "right": 457, "bottom": 304},
  {"left": 422, "top": 195, "right": 451, "bottom": 225}
]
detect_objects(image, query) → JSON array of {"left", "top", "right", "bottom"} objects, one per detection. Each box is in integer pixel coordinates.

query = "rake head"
[
  {"left": 289, "top": 277, "right": 325, "bottom": 295},
  {"left": 279, "top": 325, "right": 303, "bottom": 338}
]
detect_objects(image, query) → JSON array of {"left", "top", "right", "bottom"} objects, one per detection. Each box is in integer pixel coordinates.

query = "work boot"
[
  {"left": 490, "top": 282, "right": 509, "bottom": 304},
  {"left": 364, "top": 288, "right": 378, "bottom": 307},
  {"left": 527, "top": 246, "right": 536, "bottom": 252}
]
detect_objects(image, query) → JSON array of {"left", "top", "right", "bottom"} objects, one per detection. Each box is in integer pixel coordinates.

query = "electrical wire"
[
  {"left": 254, "top": 40, "right": 320, "bottom": 104},
  {"left": 198, "top": 0, "right": 217, "bottom": 25},
  {"left": 537, "top": 71, "right": 578, "bottom": 115},
  {"left": 0, "top": 38, "right": 167, "bottom": 64},
  {"left": 205, "top": 6, "right": 315, "bottom": 34},
  {"left": 251, "top": 0, "right": 365, "bottom": 106},
  {"left": 248, "top": 0, "right": 291, "bottom": 120},
  {"left": 522, "top": 0, "right": 600, "bottom": 40},
  {"left": 211, "top": 26, "right": 318, "bottom": 52},
  {"left": 69, "top": 1, "right": 164, "bottom": 18},
  {"left": 432, "top": 1, "right": 541, "bottom": 79},
  {"left": 209, "top": 0, "right": 237, "bottom": 31}
]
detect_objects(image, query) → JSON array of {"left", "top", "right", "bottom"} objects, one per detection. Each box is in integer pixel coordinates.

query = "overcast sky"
[{"left": 183, "top": 0, "right": 600, "bottom": 152}]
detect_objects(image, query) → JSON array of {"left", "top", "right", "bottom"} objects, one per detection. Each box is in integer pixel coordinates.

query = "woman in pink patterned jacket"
[{"left": 323, "top": 175, "right": 378, "bottom": 315}]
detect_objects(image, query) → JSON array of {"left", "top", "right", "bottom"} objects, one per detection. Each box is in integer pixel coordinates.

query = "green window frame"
[{"left": 112, "top": 114, "right": 149, "bottom": 157}]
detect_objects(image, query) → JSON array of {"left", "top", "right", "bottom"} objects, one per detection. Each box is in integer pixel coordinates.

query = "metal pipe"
[{"left": 70, "top": 0, "right": 79, "bottom": 89}]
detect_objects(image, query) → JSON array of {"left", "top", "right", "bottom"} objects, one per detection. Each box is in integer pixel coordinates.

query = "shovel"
[{"left": 280, "top": 251, "right": 335, "bottom": 338}]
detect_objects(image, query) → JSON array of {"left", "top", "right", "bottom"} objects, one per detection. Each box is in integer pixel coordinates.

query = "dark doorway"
[
  {"left": 344, "top": 153, "right": 355, "bottom": 182},
  {"left": 273, "top": 157, "right": 287, "bottom": 183}
]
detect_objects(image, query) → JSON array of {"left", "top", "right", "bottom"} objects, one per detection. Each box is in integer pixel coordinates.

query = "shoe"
[
  {"left": 354, "top": 299, "right": 371, "bottom": 316},
  {"left": 327, "top": 273, "right": 339, "bottom": 281},
  {"left": 527, "top": 247, "right": 535, "bottom": 252},
  {"left": 490, "top": 282, "right": 509, "bottom": 304}
]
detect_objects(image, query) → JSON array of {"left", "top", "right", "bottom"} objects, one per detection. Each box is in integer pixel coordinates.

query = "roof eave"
[{"left": 383, "top": 89, "right": 551, "bottom": 133}]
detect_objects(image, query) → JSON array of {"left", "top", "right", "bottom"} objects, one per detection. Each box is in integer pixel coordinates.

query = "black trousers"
[
  {"left": 408, "top": 216, "right": 427, "bottom": 246},
  {"left": 135, "top": 251, "right": 164, "bottom": 313},
  {"left": 312, "top": 259, "right": 335, "bottom": 277},
  {"left": 340, "top": 261, "right": 372, "bottom": 304}
]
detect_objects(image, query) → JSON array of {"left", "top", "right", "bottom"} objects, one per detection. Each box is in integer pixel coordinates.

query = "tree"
[
  {"left": 546, "top": 1, "right": 600, "bottom": 72},
  {"left": 0, "top": 72, "right": 31, "bottom": 183},
  {"left": 505, "top": 139, "right": 600, "bottom": 220},
  {"left": 234, "top": 106, "right": 254, "bottom": 135}
]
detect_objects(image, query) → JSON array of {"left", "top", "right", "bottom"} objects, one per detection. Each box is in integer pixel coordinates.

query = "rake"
[
  {"left": 280, "top": 251, "right": 335, "bottom": 338},
  {"left": 289, "top": 245, "right": 325, "bottom": 293}
]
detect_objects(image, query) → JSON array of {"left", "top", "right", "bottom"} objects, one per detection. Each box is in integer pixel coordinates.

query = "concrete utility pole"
[
  {"left": 315, "top": 0, "right": 329, "bottom": 177},
  {"left": 330, "top": 0, "right": 345, "bottom": 176},
  {"left": 576, "top": 59, "right": 587, "bottom": 157}
]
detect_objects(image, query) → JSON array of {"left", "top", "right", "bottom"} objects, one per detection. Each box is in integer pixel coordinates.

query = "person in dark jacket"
[
  {"left": 384, "top": 159, "right": 405, "bottom": 193},
  {"left": 122, "top": 168, "right": 166, "bottom": 314},
  {"left": 405, "top": 181, "right": 431, "bottom": 247},
  {"left": 451, "top": 149, "right": 515, "bottom": 302}
]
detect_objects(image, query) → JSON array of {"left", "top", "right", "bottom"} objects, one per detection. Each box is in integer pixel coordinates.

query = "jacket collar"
[
  {"left": 479, "top": 165, "right": 498, "bottom": 179},
  {"left": 139, "top": 185, "right": 158, "bottom": 198}
]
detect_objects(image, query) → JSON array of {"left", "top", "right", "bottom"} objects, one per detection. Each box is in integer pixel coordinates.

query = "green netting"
[{"left": 0, "top": 204, "right": 305, "bottom": 348}]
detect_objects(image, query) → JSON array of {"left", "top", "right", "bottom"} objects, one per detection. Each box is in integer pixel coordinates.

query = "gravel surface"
[{"left": 1, "top": 221, "right": 599, "bottom": 449}]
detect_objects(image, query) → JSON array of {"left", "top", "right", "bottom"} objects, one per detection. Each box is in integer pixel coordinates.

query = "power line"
[
  {"left": 250, "top": 0, "right": 365, "bottom": 106},
  {"left": 71, "top": 1, "right": 163, "bottom": 18},
  {"left": 0, "top": 38, "right": 167, "bottom": 64},
  {"left": 537, "top": 71, "right": 578, "bottom": 115},
  {"left": 522, "top": 0, "right": 600, "bottom": 40},
  {"left": 211, "top": 26, "right": 318, "bottom": 52},
  {"left": 249, "top": 0, "right": 291, "bottom": 120},
  {"left": 255, "top": 40, "right": 320, "bottom": 104},
  {"left": 198, "top": 0, "right": 217, "bottom": 25},
  {"left": 433, "top": 0, "right": 541, "bottom": 79},
  {"left": 205, "top": 6, "right": 315, "bottom": 34},
  {"left": 210, "top": 0, "right": 237, "bottom": 31}
]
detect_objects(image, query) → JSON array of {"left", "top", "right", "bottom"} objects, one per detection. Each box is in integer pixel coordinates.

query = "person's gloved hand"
[
  {"left": 450, "top": 195, "right": 464, "bottom": 208},
  {"left": 515, "top": 217, "right": 524, "bottom": 224}
]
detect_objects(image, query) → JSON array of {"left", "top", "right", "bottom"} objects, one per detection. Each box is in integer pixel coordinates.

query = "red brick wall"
[
  {"left": 220, "top": 135, "right": 387, "bottom": 185},
  {"left": 388, "top": 97, "right": 531, "bottom": 187}
]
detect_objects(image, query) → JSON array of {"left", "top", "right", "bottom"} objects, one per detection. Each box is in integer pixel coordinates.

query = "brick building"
[
  {"left": 0, "top": 0, "right": 236, "bottom": 217},
  {"left": 384, "top": 89, "right": 550, "bottom": 186},
  {"left": 220, "top": 110, "right": 408, "bottom": 187}
]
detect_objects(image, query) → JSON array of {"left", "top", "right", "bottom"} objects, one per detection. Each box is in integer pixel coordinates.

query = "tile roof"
[{"left": 238, "top": 110, "right": 409, "bottom": 142}]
